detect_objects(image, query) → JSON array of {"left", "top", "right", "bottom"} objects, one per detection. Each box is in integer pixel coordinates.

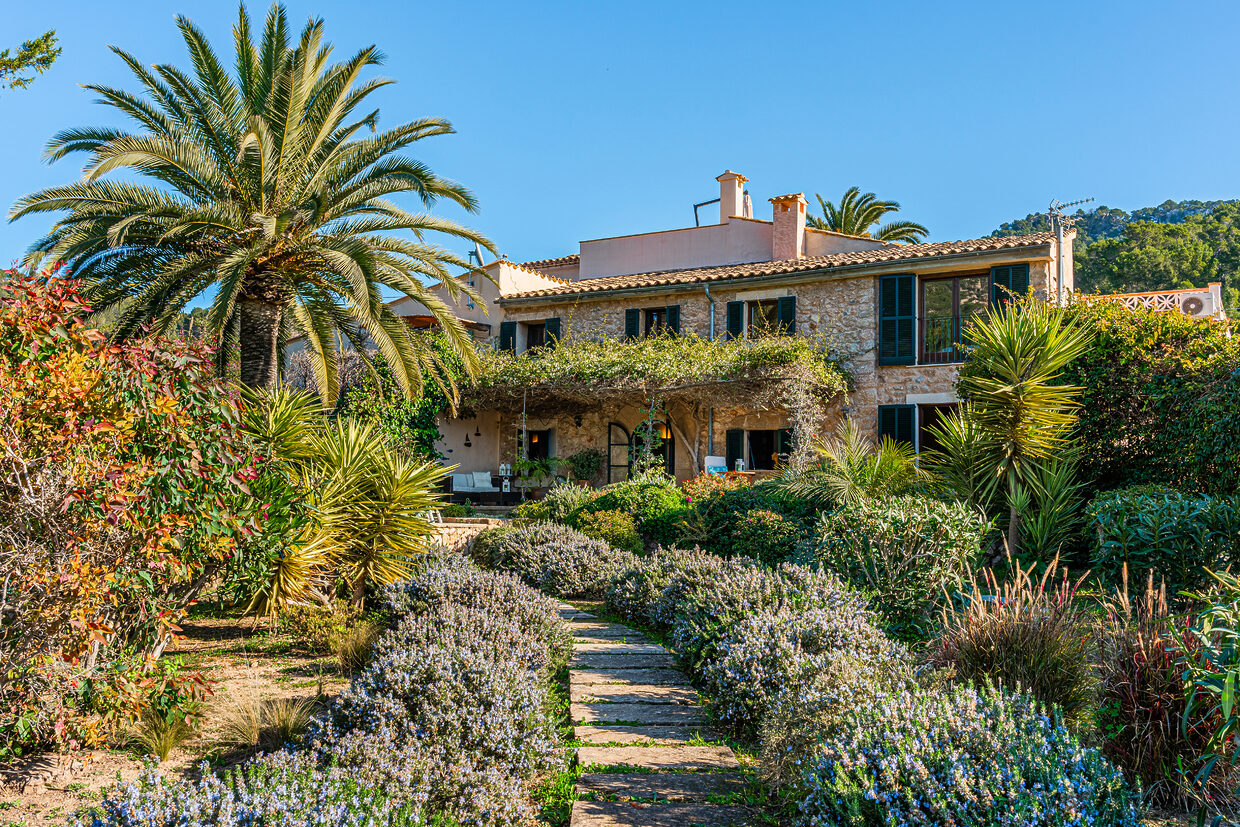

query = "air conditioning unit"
[{"left": 1180, "top": 295, "right": 1207, "bottom": 317}]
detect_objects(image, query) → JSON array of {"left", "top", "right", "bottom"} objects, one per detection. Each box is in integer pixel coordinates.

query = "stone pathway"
[{"left": 555, "top": 604, "right": 751, "bottom": 827}]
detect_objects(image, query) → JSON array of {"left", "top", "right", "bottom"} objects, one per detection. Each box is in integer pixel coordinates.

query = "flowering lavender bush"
[
  {"left": 701, "top": 599, "right": 907, "bottom": 739},
  {"left": 671, "top": 561, "right": 851, "bottom": 670},
  {"left": 487, "top": 521, "right": 638, "bottom": 597},
  {"left": 604, "top": 546, "right": 738, "bottom": 629},
  {"left": 383, "top": 559, "right": 572, "bottom": 670},
  {"left": 75, "top": 752, "right": 422, "bottom": 827},
  {"left": 794, "top": 683, "right": 1143, "bottom": 827}
]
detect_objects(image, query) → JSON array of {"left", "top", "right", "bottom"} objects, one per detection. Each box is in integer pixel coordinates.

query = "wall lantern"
[
  {"left": 574, "top": 414, "right": 583, "bottom": 427},
  {"left": 464, "top": 434, "right": 472, "bottom": 447},
  {"left": 656, "top": 422, "right": 670, "bottom": 440}
]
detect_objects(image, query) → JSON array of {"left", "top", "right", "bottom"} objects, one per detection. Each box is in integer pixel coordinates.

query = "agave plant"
[
  {"left": 10, "top": 4, "right": 494, "bottom": 400},
  {"left": 772, "top": 418, "right": 926, "bottom": 506}
]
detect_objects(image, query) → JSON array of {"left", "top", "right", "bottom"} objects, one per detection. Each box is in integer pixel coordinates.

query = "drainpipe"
[
  {"left": 704, "top": 284, "right": 715, "bottom": 457},
  {"left": 1055, "top": 216, "right": 1065, "bottom": 306}
]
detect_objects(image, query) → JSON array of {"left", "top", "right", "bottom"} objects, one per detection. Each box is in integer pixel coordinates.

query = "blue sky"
[{"left": 4, "top": 0, "right": 1240, "bottom": 281}]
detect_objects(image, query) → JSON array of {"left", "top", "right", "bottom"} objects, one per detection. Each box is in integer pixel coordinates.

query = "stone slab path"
[{"left": 555, "top": 603, "right": 751, "bottom": 827}]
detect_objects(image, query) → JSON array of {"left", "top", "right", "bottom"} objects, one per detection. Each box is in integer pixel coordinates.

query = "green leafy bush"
[
  {"left": 1062, "top": 299, "right": 1240, "bottom": 496},
  {"left": 933, "top": 557, "right": 1098, "bottom": 730},
  {"left": 469, "top": 525, "right": 515, "bottom": 568},
  {"left": 730, "top": 508, "right": 804, "bottom": 565},
  {"left": 794, "top": 683, "right": 1142, "bottom": 827},
  {"left": 513, "top": 480, "right": 599, "bottom": 523},
  {"left": 569, "top": 470, "right": 686, "bottom": 548},
  {"left": 576, "top": 509, "right": 642, "bottom": 554},
  {"left": 804, "top": 496, "right": 990, "bottom": 640},
  {"left": 677, "top": 477, "right": 818, "bottom": 559},
  {"left": 440, "top": 502, "right": 475, "bottom": 518},
  {"left": 282, "top": 600, "right": 363, "bottom": 654},
  {"left": 1087, "top": 486, "right": 1240, "bottom": 595},
  {"left": 561, "top": 448, "right": 605, "bottom": 483}
]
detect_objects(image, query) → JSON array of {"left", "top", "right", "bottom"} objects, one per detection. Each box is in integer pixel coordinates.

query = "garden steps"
[{"left": 553, "top": 602, "right": 752, "bottom": 827}]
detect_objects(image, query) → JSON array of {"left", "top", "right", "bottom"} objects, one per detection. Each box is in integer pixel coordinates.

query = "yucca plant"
[
  {"left": 945, "top": 299, "right": 1092, "bottom": 556},
  {"left": 10, "top": 3, "right": 494, "bottom": 400},
  {"left": 771, "top": 418, "right": 927, "bottom": 506}
]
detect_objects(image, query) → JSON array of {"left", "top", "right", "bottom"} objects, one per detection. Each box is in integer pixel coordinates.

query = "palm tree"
[
  {"left": 10, "top": 4, "right": 493, "bottom": 401},
  {"left": 927, "top": 300, "right": 1091, "bottom": 555},
  {"left": 809, "top": 187, "right": 929, "bottom": 244}
]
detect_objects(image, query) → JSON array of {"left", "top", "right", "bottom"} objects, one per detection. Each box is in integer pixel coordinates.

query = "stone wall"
[{"left": 433, "top": 517, "right": 505, "bottom": 556}]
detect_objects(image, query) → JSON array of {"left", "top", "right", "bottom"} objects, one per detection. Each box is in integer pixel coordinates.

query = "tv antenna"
[{"left": 1048, "top": 197, "right": 1094, "bottom": 304}]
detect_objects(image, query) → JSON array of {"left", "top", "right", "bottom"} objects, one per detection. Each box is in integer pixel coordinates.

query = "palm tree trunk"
[{"left": 238, "top": 297, "right": 283, "bottom": 389}]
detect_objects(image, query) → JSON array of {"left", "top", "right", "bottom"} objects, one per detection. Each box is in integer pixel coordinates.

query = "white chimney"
[{"left": 716, "top": 170, "right": 748, "bottom": 223}]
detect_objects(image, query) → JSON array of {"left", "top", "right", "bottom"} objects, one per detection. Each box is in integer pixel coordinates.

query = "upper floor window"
[
  {"left": 499, "top": 317, "right": 560, "bottom": 354},
  {"left": 625, "top": 306, "right": 680, "bottom": 340},
  {"left": 725, "top": 296, "right": 796, "bottom": 339},
  {"left": 921, "top": 274, "right": 987, "bottom": 365},
  {"left": 525, "top": 322, "right": 546, "bottom": 350}
]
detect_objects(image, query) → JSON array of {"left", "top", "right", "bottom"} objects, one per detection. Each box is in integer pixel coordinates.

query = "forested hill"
[{"left": 991, "top": 200, "right": 1240, "bottom": 310}]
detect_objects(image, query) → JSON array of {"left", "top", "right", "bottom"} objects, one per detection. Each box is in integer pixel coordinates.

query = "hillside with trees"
[{"left": 992, "top": 199, "right": 1240, "bottom": 310}]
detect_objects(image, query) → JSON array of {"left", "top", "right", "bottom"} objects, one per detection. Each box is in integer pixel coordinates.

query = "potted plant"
[
  {"left": 563, "top": 448, "right": 605, "bottom": 487},
  {"left": 513, "top": 456, "right": 555, "bottom": 497}
]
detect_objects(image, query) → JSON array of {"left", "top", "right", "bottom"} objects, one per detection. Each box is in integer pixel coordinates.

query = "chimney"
[
  {"left": 770, "top": 193, "right": 808, "bottom": 260},
  {"left": 716, "top": 170, "right": 748, "bottom": 223}
]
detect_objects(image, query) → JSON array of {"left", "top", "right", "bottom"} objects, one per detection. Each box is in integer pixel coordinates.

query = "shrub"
[
  {"left": 383, "top": 561, "right": 572, "bottom": 671},
  {"left": 469, "top": 525, "right": 515, "bottom": 568},
  {"left": 570, "top": 470, "right": 687, "bottom": 547},
  {"left": 80, "top": 751, "right": 421, "bottom": 827},
  {"left": 335, "top": 621, "right": 382, "bottom": 673},
  {"left": 576, "top": 509, "right": 642, "bottom": 554},
  {"left": 562, "top": 448, "right": 606, "bottom": 483},
  {"left": 484, "top": 521, "right": 638, "bottom": 598},
  {"left": 700, "top": 599, "right": 907, "bottom": 739},
  {"left": 932, "top": 556, "right": 1098, "bottom": 730},
  {"left": 794, "top": 683, "right": 1143, "bottom": 827},
  {"left": 1098, "top": 574, "right": 1231, "bottom": 808},
  {"left": 283, "top": 601, "right": 363, "bottom": 654},
  {"left": 1061, "top": 298, "right": 1240, "bottom": 496},
  {"left": 440, "top": 502, "right": 475, "bottom": 518},
  {"left": 677, "top": 478, "right": 817, "bottom": 558},
  {"left": 731, "top": 508, "right": 804, "bottom": 564},
  {"left": 671, "top": 561, "right": 852, "bottom": 671},
  {"left": 309, "top": 603, "right": 561, "bottom": 822},
  {"left": 1087, "top": 486, "right": 1240, "bottom": 595},
  {"left": 804, "top": 496, "right": 990, "bottom": 640}
]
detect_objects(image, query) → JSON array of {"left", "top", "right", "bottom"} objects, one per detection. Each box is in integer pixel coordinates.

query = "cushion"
[
  {"left": 452, "top": 473, "right": 470, "bottom": 489},
  {"left": 472, "top": 471, "right": 494, "bottom": 489}
]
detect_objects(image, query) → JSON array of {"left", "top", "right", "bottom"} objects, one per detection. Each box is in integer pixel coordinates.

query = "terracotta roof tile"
[
  {"left": 518, "top": 253, "right": 580, "bottom": 270},
  {"left": 501, "top": 233, "right": 1056, "bottom": 301}
]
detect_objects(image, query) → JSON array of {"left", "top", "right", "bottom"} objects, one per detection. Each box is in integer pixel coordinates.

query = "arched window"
[{"left": 607, "top": 422, "right": 631, "bottom": 484}]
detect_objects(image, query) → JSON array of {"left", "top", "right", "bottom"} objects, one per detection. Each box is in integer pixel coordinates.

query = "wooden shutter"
[
  {"left": 879, "top": 274, "right": 915, "bottom": 365},
  {"left": 777, "top": 295, "right": 796, "bottom": 335},
  {"left": 544, "top": 317, "right": 561, "bottom": 346},
  {"left": 499, "top": 320, "right": 516, "bottom": 353},
  {"left": 990, "top": 263, "right": 1030, "bottom": 308},
  {"left": 665, "top": 305, "right": 681, "bottom": 335},
  {"left": 878, "top": 404, "right": 916, "bottom": 447},
  {"left": 725, "top": 429, "right": 745, "bottom": 469},
  {"left": 725, "top": 301, "right": 745, "bottom": 340},
  {"left": 624, "top": 308, "right": 641, "bottom": 341}
]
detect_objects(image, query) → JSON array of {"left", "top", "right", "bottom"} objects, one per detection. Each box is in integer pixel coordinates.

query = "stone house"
[{"left": 423, "top": 170, "right": 1076, "bottom": 486}]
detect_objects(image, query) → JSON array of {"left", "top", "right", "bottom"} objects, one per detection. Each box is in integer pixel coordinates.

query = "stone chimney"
[
  {"left": 770, "top": 193, "right": 808, "bottom": 260},
  {"left": 716, "top": 170, "right": 748, "bottom": 222}
]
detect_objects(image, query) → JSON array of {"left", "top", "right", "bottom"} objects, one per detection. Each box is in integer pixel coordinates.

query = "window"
[
  {"left": 918, "top": 404, "right": 957, "bottom": 455},
  {"left": 608, "top": 422, "right": 630, "bottom": 483},
  {"left": 632, "top": 420, "right": 675, "bottom": 475},
  {"left": 725, "top": 296, "right": 795, "bottom": 339},
  {"left": 626, "top": 306, "right": 680, "bottom": 339},
  {"left": 525, "top": 322, "right": 546, "bottom": 350},
  {"left": 466, "top": 273, "right": 476, "bottom": 309},
  {"left": 878, "top": 404, "right": 915, "bottom": 448},
  {"left": 921, "top": 275, "right": 987, "bottom": 364},
  {"left": 724, "top": 428, "right": 793, "bottom": 471},
  {"left": 519, "top": 429, "right": 552, "bottom": 461}
]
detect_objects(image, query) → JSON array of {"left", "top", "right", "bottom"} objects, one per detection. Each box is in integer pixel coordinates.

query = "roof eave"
[{"left": 497, "top": 242, "right": 1054, "bottom": 307}]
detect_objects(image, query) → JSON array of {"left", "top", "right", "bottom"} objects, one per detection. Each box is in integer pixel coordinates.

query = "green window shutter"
[
  {"left": 878, "top": 404, "right": 916, "bottom": 448},
  {"left": 725, "top": 429, "right": 745, "bottom": 469},
  {"left": 879, "top": 274, "right": 915, "bottom": 365},
  {"left": 725, "top": 301, "right": 745, "bottom": 340},
  {"left": 499, "top": 320, "right": 516, "bottom": 353},
  {"left": 990, "top": 263, "right": 1029, "bottom": 308},
  {"left": 624, "top": 308, "right": 641, "bottom": 341},
  {"left": 777, "top": 295, "right": 796, "bottom": 335},
  {"left": 544, "top": 317, "right": 561, "bottom": 346},
  {"left": 665, "top": 305, "right": 681, "bottom": 335}
]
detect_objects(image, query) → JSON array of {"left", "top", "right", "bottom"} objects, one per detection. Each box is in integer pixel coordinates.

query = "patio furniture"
[{"left": 449, "top": 471, "right": 501, "bottom": 504}]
